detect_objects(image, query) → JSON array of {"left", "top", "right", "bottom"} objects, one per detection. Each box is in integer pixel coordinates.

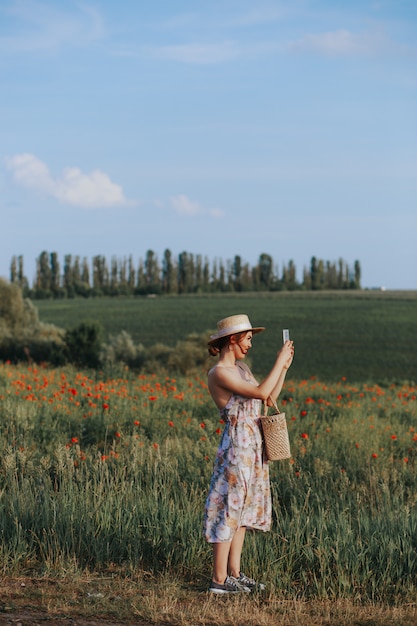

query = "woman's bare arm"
[{"left": 209, "top": 342, "right": 293, "bottom": 405}]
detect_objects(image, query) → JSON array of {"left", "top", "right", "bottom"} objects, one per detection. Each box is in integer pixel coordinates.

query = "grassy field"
[
  {"left": 2, "top": 291, "right": 416, "bottom": 623},
  {"left": 0, "top": 361, "right": 417, "bottom": 624},
  {"left": 36, "top": 290, "right": 417, "bottom": 383}
]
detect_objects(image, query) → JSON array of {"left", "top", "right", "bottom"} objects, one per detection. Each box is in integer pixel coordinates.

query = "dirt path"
[{"left": 0, "top": 611, "right": 154, "bottom": 626}]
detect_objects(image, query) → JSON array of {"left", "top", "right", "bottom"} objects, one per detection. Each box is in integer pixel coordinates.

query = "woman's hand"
[
  {"left": 268, "top": 340, "right": 295, "bottom": 404},
  {"left": 280, "top": 340, "right": 294, "bottom": 370}
]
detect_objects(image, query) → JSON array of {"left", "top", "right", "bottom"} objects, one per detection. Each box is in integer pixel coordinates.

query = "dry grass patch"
[{"left": 1, "top": 572, "right": 417, "bottom": 626}]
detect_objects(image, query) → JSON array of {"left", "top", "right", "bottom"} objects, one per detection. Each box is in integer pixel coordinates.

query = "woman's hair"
[{"left": 208, "top": 331, "right": 248, "bottom": 357}]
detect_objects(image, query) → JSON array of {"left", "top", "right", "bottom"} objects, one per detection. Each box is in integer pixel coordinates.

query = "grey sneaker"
[
  {"left": 237, "top": 572, "right": 266, "bottom": 591},
  {"left": 208, "top": 575, "right": 251, "bottom": 594}
]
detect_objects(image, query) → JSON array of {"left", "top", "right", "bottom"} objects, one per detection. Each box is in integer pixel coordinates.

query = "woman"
[{"left": 204, "top": 314, "right": 294, "bottom": 594}]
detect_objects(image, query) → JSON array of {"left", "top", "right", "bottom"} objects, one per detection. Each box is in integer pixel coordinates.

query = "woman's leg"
[
  {"left": 228, "top": 526, "right": 246, "bottom": 578},
  {"left": 211, "top": 527, "right": 247, "bottom": 583},
  {"left": 212, "top": 542, "right": 231, "bottom": 584}
]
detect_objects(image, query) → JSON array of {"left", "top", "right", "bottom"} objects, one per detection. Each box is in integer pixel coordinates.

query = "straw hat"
[{"left": 208, "top": 314, "right": 265, "bottom": 346}]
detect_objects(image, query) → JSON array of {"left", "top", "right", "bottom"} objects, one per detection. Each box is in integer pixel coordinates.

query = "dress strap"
[{"left": 236, "top": 361, "right": 256, "bottom": 383}]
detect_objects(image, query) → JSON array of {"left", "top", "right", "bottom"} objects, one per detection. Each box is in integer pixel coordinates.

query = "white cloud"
[
  {"left": 232, "top": 7, "right": 286, "bottom": 27},
  {"left": 288, "top": 28, "right": 397, "bottom": 57},
  {"left": 119, "top": 40, "right": 277, "bottom": 64},
  {"left": 145, "top": 41, "right": 241, "bottom": 65},
  {"left": 5, "top": 153, "right": 127, "bottom": 208},
  {"left": 0, "top": 1, "right": 104, "bottom": 54},
  {"left": 170, "top": 194, "right": 224, "bottom": 218}
]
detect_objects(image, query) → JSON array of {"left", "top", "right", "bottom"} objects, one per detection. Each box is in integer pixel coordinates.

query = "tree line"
[{"left": 9, "top": 250, "right": 362, "bottom": 298}]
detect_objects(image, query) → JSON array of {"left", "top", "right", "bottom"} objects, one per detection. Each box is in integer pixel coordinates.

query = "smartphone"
[{"left": 282, "top": 329, "right": 290, "bottom": 344}]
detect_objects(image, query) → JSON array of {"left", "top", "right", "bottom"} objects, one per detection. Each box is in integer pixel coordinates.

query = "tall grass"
[{"left": 1, "top": 362, "right": 416, "bottom": 604}]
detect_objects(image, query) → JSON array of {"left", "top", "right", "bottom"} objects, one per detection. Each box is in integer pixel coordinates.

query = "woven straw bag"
[{"left": 259, "top": 398, "right": 291, "bottom": 461}]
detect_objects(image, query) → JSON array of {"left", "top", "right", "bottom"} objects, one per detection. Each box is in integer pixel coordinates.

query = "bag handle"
[{"left": 263, "top": 396, "right": 280, "bottom": 417}]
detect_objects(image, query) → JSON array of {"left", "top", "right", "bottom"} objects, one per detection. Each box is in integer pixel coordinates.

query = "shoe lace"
[
  {"left": 238, "top": 573, "right": 255, "bottom": 586},
  {"left": 226, "top": 576, "right": 245, "bottom": 590}
]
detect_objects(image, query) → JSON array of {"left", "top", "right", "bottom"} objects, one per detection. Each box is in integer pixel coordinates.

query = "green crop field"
[{"left": 36, "top": 290, "right": 417, "bottom": 383}]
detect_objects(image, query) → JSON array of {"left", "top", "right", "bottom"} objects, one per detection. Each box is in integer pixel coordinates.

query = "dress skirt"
[{"left": 203, "top": 394, "right": 272, "bottom": 543}]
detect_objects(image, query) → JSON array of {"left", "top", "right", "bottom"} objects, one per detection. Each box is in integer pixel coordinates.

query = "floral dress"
[{"left": 203, "top": 369, "right": 271, "bottom": 543}]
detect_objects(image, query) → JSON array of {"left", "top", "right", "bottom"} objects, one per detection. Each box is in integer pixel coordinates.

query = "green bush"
[
  {"left": 0, "top": 278, "right": 66, "bottom": 364},
  {"left": 100, "top": 330, "right": 210, "bottom": 375},
  {"left": 100, "top": 330, "right": 145, "bottom": 369},
  {"left": 64, "top": 321, "right": 104, "bottom": 368}
]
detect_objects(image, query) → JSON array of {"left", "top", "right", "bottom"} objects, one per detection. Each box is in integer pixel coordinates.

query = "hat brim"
[{"left": 208, "top": 326, "right": 265, "bottom": 346}]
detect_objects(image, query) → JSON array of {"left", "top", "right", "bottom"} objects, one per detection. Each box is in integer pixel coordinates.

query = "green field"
[
  {"left": 36, "top": 290, "right": 417, "bottom": 383},
  {"left": 2, "top": 292, "right": 417, "bottom": 622},
  {"left": 1, "top": 362, "right": 417, "bottom": 615}
]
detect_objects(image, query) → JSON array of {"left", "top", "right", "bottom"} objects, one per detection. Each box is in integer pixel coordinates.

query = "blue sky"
[{"left": 1, "top": 0, "right": 416, "bottom": 289}]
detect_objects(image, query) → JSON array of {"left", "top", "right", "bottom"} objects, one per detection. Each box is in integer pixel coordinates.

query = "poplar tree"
[
  {"left": 136, "top": 259, "right": 145, "bottom": 293},
  {"left": 35, "top": 251, "right": 52, "bottom": 296},
  {"left": 211, "top": 258, "right": 218, "bottom": 292},
  {"left": 119, "top": 258, "right": 128, "bottom": 294},
  {"left": 202, "top": 257, "right": 210, "bottom": 291},
  {"left": 50, "top": 252, "right": 61, "bottom": 296},
  {"left": 310, "top": 257, "right": 317, "bottom": 290},
  {"left": 232, "top": 255, "right": 242, "bottom": 291},
  {"left": 317, "top": 259, "right": 325, "bottom": 289},
  {"left": 252, "top": 264, "right": 260, "bottom": 291},
  {"left": 63, "top": 255, "right": 73, "bottom": 296},
  {"left": 144, "top": 250, "right": 160, "bottom": 293},
  {"left": 11, "top": 256, "right": 27, "bottom": 294},
  {"left": 241, "top": 263, "right": 251, "bottom": 291},
  {"left": 110, "top": 256, "right": 119, "bottom": 294},
  {"left": 282, "top": 260, "right": 298, "bottom": 290},
  {"left": 354, "top": 260, "right": 361, "bottom": 289},
  {"left": 302, "top": 266, "right": 312, "bottom": 290},
  {"left": 162, "top": 249, "right": 177, "bottom": 294},
  {"left": 92, "top": 255, "right": 109, "bottom": 294},
  {"left": 258, "top": 253, "right": 273, "bottom": 290},
  {"left": 195, "top": 254, "right": 203, "bottom": 293},
  {"left": 218, "top": 259, "right": 226, "bottom": 292},
  {"left": 73, "top": 257, "right": 82, "bottom": 292},
  {"left": 178, "top": 251, "right": 193, "bottom": 293},
  {"left": 17, "top": 256, "right": 28, "bottom": 295},
  {"left": 127, "top": 255, "right": 135, "bottom": 293},
  {"left": 81, "top": 258, "right": 90, "bottom": 291},
  {"left": 188, "top": 253, "right": 195, "bottom": 292},
  {"left": 325, "top": 261, "right": 337, "bottom": 289},
  {"left": 337, "top": 259, "right": 345, "bottom": 289},
  {"left": 10, "top": 256, "right": 17, "bottom": 283},
  {"left": 226, "top": 259, "right": 233, "bottom": 291}
]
